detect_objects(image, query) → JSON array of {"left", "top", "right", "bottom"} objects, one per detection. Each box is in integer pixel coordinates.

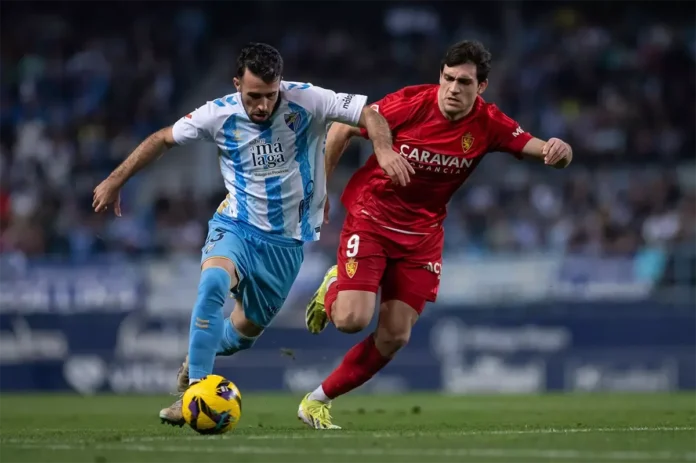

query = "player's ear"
[
  {"left": 477, "top": 79, "right": 488, "bottom": 95},
  {"left": 233, "top": 77, "right": 241, "bottom": 92}
]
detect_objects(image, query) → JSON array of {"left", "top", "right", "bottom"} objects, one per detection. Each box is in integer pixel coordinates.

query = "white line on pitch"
[
  {"left": 5, "top": 443, "right": 695, "bottom": 462},
  {"left": 127, "top": 425, "right": 696, "bottom": 441}
]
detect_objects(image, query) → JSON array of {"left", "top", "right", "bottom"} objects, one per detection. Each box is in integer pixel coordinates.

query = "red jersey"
[{"left": 340, "top": 84, "right": 533, "bottom": 234}]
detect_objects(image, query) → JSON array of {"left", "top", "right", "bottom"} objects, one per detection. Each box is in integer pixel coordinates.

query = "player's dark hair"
[
  {"left": 440, "top": 40, "right": 492, "bottom": 83},
  {"left": 236, "top": 43, "right": 283, "bottom": 84}
]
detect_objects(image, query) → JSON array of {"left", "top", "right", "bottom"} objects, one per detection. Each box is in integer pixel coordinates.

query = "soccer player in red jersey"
[{"left": 297, "top": 40, "right": 572, "bottom": 429}]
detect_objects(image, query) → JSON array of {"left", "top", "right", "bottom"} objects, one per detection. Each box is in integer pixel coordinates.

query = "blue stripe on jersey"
[
  {"left": 288, "top": 102, "right": 313, "bottom": 241},
  {"left": 260, "top": 123, "right": 285, "bottom": 233},
  {"left": 264, "top": 176, "right": 284, "bottom": 233},
  {"left": 221, "top": 115, "right": 248, "bottom": 222}
]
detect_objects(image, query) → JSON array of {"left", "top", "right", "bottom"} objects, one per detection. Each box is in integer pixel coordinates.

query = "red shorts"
[{"left": 335, "top": 213, "right": 444, "bottom": 314}]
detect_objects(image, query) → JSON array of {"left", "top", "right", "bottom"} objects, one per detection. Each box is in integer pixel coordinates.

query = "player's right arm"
[
  {"left": 325, "top": 88, "right": 417, "bottom": 182},
  {"left": 93, "top": 101, "right": 219, "bottom": 215},
  {"left": 291, "top": 84, "right": 412, "bottom": 187}
]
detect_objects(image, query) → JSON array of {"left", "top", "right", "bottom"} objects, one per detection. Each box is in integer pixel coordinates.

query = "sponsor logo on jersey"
[
  {"left": 461, "top": 132, "right": 474, "bottom": 152},
  {"left": 251, "top": 138, "right": 287, "bottom": 170},
  {"left": 284, "top": 112, "right": 303, "bottom": 132},
  {"left": 345, "top": 258, "right": 358, "bottom": 278},
  {"left": 399, "top": 144, "right": 473, "bottom": 174},
  {"left": 341, "top": 94, "right": 355, "bottom": 110}
]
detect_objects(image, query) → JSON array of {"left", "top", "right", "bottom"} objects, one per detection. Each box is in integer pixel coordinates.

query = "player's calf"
[
  {"left": 332, "top": 290, "right": 375, "bottom": 333},
  {"left": 303, "top": 298, "right": 420, "bottom": 414},
  {"left": 373, "top": 299, "right": 419, "bottom": 357}
]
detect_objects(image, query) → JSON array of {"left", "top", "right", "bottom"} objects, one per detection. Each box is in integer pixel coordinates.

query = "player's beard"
[
  {"left": 247, "top": 98, "right": 280, "bottom": 122},
  {"left": 250, "top": 112, "right": 269, "bottom": 122}
]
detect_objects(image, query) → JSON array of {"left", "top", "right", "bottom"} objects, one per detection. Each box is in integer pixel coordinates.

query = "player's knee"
[
  {"left": 333, "top": 291, "right": 375, "bottom": 333},
  {"left": 231, "top": 301, "right": 264, "bottom": 338},
  {"left": 333, "top": 310, "right": 371, "bottom": 333},
  {"left": 202, "top": 257, "right": 238, "bottom": 288},
  {"left": 197, "top": 267, "right": 231, "bottom": 309}
]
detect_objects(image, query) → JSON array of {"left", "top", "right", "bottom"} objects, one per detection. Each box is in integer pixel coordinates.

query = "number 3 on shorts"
[{"left": 346, "top": 234, "right": 360, "bottom": 258}]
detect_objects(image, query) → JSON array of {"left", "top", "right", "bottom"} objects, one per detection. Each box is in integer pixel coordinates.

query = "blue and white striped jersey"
[{"left": 172, "top": 81, "right": 367, "bottom": 242}]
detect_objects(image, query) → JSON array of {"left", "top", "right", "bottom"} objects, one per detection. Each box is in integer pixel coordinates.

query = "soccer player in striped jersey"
[{"left": 92, "top": 42, "right": 414, "bottom": 427}]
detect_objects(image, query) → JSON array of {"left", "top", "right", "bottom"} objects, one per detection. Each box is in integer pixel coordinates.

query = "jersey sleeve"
[
  {"left": 358, "top": 89, "right": 414, "bottom": 139},
  {"left": 171, "top": 101, "right": 219, "bottom": 145},
  {"left": 322, "top": 89, "right": 367, "bottom": 125},
  {"left": 487, "top": 105, "right": 533, "bottom": 158},
  {"left": 284, "top": 82, "right": 367, "bottom": 126}
]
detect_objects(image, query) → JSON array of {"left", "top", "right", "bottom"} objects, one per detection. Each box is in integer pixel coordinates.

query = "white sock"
[{"left": 308, "top": 385, "right": 330, "bottom": 403}]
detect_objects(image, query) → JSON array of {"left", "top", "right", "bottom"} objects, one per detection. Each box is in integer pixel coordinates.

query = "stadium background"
[{"left": 1, "top": 0, "right": 694, "bottom": 396}]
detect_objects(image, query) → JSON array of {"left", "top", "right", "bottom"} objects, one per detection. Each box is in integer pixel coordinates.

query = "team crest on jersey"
[
  {"left": 461, "top": 132, "right": 475, "bottom": 152},
  {"left": 284, "top": 112, "right": 303, "bottom": 132},
  {"left": 345, "top": 258, "right": 358, "bottom": 279}
]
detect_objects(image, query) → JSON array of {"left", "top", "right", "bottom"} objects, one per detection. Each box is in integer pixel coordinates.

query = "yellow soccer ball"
[{"left": 182, "top": 375, "right": 242, "bottom": 434}]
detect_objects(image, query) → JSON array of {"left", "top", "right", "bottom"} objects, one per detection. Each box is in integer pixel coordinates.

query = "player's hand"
[
  {"left": 323, "top": 195, "right": 331, "bottom": 224},
  {"left": 542, "top": 138, "right": 572, "bottom": 169},
  {"left": 375, "top": 148, "right": 415, "bottom": 187},
  {"left": 93, "top": 177, "right": 123, "bottom": 216}
]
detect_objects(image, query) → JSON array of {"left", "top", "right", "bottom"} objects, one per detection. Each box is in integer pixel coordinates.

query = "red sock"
[
  {"left": 321, "top": 334, "right": 391, "bottom": 399},
  {"left": 325, "top": 281, "right": 338, "bottom": 323}
]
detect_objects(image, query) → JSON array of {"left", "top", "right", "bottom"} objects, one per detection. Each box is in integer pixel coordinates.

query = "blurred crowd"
[
  {"left": 0, "top": 3, "right": 211, "bottom": 258},
  {"left": 1, "top": 2, "right": 694, "bottom": 284}
]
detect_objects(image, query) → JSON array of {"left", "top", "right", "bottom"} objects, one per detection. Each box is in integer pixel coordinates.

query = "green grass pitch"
[{"left": 0, "top": 393, "right": 694, "bottom": 463}]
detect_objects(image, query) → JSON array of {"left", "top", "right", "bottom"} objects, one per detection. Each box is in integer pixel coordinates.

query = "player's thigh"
[
  {"left": 335, "top": 217, "right": 387, "bottom": 324},
  {"left": 200, "top": 217, "right": 253, "bottom": 290},
  {"left": 381, "top": 232, "right": 444, "bottom": 315},
  {"left": 238, "top": 237, "right": 304, "bottom": 331}
]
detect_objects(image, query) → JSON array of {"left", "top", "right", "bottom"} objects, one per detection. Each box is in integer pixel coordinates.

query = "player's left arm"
[
  {"left": 520, "top": 137, "right": 573, "bottom": 169},
  {"left": 490, "top": 105, "right": 572, "bottom": 169},
  {"left": 325, "top": 122, "right": 362, "bottom": 182}
]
